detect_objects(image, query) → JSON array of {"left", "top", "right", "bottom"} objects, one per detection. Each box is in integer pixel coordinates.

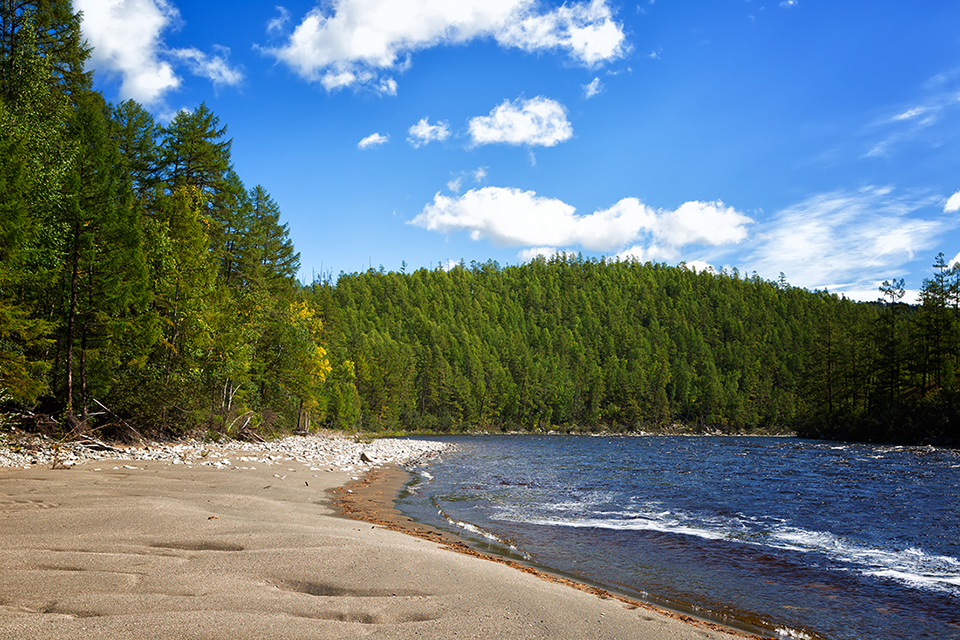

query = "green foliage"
[
  {"left": 312, "top": 258, "right": 804, "bottom": 433},
  {"left": 0, "top": 5, "right": 329, "bottom": 437},
  {"left": 309, "top": 256, "right": 960, "bottom": 444},
  {"left": 0, "top": 12, "right": 75, "bottom": 404}
]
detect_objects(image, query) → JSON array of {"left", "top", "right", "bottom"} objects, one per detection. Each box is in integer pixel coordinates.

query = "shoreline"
[
  {"left": 335, "top": 463, "right": 774, "bottom": 640},
  {"left": 0, "top": 433, "right": 764, "bottom": 639}
]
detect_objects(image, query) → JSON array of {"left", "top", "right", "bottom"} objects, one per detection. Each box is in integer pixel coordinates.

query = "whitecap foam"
[
  {"left": 502, "top": 507, "right": 736, "bottom": 542},
  {"left": 774, "top": 626, "right": 815, "bottom": 639},
  {"left": 430, "top": 498, "right": 531, "bottom": 559},
  {"left": 769, "top": 528, "right": 960, "bottom": 595},
  {"left": 494, "top": 502, "right": 960, "bottom": 595},
  {"left": 535, "top": 515, "right": 731, "bottom": 541}
]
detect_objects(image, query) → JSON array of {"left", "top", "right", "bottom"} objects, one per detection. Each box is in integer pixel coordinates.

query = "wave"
[
  {"left": 512, "top": 511, "right": 734, "bottom": 541},
  {"left": 768, "top": 528, "right": 960, "bottom": 594},
  {"left": 492, "top": 504, "right": 960, "bottom": 595},
  {"left": 431, "top": 497, "right": 532, "bottom": 560}
]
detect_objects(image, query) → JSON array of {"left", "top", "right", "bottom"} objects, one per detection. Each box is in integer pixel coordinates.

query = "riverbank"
[
  {"left": 0, "top": 433, "right": 757, "bottom": 639},
  {"left": 336, "top": 464, "right": 769, "bottom": 639}
]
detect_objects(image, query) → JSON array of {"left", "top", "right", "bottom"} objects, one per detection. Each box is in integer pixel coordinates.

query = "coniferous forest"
[{"left": 2, "top": 2, "right": 959, "bottom": 445}]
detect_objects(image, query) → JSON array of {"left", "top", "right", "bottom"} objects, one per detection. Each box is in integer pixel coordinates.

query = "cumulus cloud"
[
  {"left": 262, "top": 0, "right": 626, "bottom": 92},
  {"left": 682, "top": 260, "right": 717, "bottom": 274},
  {"left": 615, "top": 201, "right": 753, "bottom": 263},
  {"left": 76, "top": 0, "right": 242, "bottom": 106},
  {"left": 945, "top": 190, "right": 960, "bottom": 213},
  {"left": 409, "top": 187, "right": 752, "bottom": 260},
  {"left": 468, "top": 97, "right": 573, "bottom": 147},
  {"left": 583, "top": 76, "right": 603, "bottom": 98},
  {"left": 358, "top": 132, "right": 389, "bottom": 149},
  {"left": 408, "top": 118, "right": 451, "bottom": 148},
  {"left": 747, "top": 187, "right": 951, "bottom": 294},
  {"left": 77, "top": 0, "right": 182, "bottom": 104}
]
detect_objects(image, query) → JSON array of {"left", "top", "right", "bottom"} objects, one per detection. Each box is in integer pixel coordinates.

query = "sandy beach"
[{"left": 0, "top": 434, "right": 762, "bottom": 639}]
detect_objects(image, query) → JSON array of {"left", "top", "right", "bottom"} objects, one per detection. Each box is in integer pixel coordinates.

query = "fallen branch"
[{"left": 91, "top": 398, "right": 147, "bottom": 445}]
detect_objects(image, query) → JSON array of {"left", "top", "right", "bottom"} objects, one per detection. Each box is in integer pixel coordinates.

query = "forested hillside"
[
  {"left": 309, "top": 257, "right": 959, "bottom": 444},
  {"left": 1, "top": 1, "right": 958, "bottom": 445}
]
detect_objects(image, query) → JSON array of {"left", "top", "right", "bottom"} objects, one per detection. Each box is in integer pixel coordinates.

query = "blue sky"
[{"left": 77, "top": 0, "right": 960, "bottom": 301}]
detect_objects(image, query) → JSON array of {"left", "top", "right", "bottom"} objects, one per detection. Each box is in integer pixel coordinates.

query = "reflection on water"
[{"left": 399, "top": 436, "right": 960, "bottom": 640}]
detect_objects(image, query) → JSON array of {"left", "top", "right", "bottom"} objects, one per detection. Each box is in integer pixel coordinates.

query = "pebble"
[{"left": 0, "top": 432, "right": 452, "bottom": 472}]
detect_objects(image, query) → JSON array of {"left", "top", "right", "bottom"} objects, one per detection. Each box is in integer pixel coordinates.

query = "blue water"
[{"left": 397, "top": 436, "right": 960, "bottom": 640}]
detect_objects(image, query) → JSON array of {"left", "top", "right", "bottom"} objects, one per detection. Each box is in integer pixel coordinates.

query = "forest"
[{"left": 1, "top": 1, "right": 959, "bottom": 445}]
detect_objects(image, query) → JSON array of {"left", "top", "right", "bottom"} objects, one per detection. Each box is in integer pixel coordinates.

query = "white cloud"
[
  {"left": 495, "top": 0, "right": 626, "bottom": 66},
  {"left": 358, "top": 132, "right": 389, "bottom": 149},
  {"left": 518, "top": 247, "right": 564, "bottom": 261},
  {"left": 468, "top": 97, "right": 573, "bottom": 147},
  {"left": 951, "top": 251, "right": 960, "bottom": 268},
  {"left": 262, "top": 0, "right": 626, "bottom": 92},
  {"left": 893, "top": 107, "right": 927, "bottom": 122},
  {"left": 410, "top": 187, "right": 752, "bottom": 256},
  {"left": 77, "top": 0, "right": 182, "bottom": 105},
  {"left": 77, "top": 0, "right": 242, "bottom": 106},
  {"left": 861, "top": 75, "right": 960, "bottom": 159},
  {"left": 267, "top": 6, "right": 291, "bottom": 35},
  {"left": 408, "top": 118, "right": 451, "bottom": 148},
  {"left": 615, "top": 244, "right": 676, "bottom": 263},
  {"left": 172, "top": 46, "right": 243, "bottom": 87},
  {"left": 779, "top": 0, "right": 798, "bottom": 7},
  {"left": 657, "top": 200, "right": 752, "bottom": 247},
  {"left": 412, "top": 188, "right": 578, "bottom": 247},
  {"left": 583, "top": 76, "right": 603, "bottom": 98},
  {"left": 615, "top": 201, "right": 752, "bottom": 263},
  {"left": 747, "top": 187, "right": 951, "bottom": 295},
  {"left": 682, "top": 260, "right": 716, "bottom": 274},
  {"left": 448, "top": 167, "right": 488, "bottom": 192},
  {"left": 944, "top": 190, "right": 960, "bottom": 213}
]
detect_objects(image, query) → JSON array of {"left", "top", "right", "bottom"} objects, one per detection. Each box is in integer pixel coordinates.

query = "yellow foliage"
[{"left": 288, "top": 300, "right": 331, "bottom": 385}]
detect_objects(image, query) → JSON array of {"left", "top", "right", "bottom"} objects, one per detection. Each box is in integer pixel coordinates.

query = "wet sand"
[{"left": 0, "top": 454, "right": 762, "bottom": 639}]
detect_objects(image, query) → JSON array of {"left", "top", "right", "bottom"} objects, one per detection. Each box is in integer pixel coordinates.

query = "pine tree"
[
  {"left": 0, "top": 10, "right": 78, "bottom": 403},
  {"left": 55, "top": 89, "right": 153, "bottom": 420}
]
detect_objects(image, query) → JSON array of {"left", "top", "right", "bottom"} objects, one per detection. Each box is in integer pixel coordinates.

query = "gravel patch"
[{"left": 0, "top": 432, "right": 451, "bottom": 471}]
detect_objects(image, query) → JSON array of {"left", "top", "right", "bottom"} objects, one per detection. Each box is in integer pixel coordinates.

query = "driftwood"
[
  {"left": 49, "top": 398, "right": 143, "bottom": 469},
  {"left": 74, "top": 437, "right": 122, "bottom": 453},
  {"left": 90, "top": 398, "right": 147, "bottom": 444}
]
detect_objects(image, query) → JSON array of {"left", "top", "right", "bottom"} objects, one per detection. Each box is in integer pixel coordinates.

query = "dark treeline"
[{"left": 2, "top": 1, "right": 958, "bottom": 445}]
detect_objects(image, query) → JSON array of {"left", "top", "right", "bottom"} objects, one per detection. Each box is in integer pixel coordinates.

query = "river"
[{"left": 396, "top": 435, "right": 960, "bottom": 639}]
